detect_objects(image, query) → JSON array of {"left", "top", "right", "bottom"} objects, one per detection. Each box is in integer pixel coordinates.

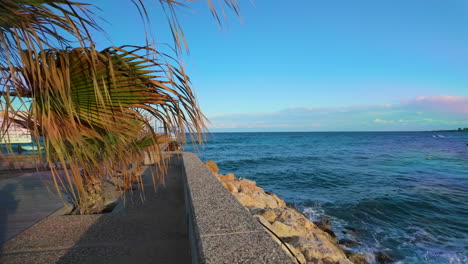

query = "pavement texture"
[
  {"left": 182, "top": 152, "right": 295, "bottom": 264},
  {"left": 0, "top": 153, "right": 295, "bottom": 264},
  {"left": 0, "top": 170, "right": 63, "bottom": 245},
  {"left": 0, "top": 163, "right": 190, "bottom": 264}
]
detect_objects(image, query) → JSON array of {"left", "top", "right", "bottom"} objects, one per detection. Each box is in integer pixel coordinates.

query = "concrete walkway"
[
  {"left": 0, "top": 164, "right": 190, "bottom": 263},
  {"left": 0, "top": 170, "right": 63, "bottom": 245}
]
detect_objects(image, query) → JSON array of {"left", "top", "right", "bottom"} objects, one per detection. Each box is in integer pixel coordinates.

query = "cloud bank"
[{"left": 208, "top": 95, "right": 468, "bottom": 131}]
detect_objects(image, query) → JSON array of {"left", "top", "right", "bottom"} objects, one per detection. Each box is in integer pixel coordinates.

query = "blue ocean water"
[{"left": 185, "top": 132, "right": 468, "bottom": 264}]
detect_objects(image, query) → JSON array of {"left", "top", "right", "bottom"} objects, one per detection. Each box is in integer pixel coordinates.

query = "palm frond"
[{"left": 4, "top": 45, "right": 206, "bottom": 212}]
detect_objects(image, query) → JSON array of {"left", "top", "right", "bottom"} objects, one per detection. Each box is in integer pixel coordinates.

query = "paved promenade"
[
  {"left": 0, "top": 170, "right": 63, "bottom": 245},
  {"left": 0, "top": 165, "right": 190, "bottom": 264}
]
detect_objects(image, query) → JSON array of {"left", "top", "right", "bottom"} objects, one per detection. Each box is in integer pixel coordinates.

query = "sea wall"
[
  {"left": 203, "top": 160, "right": 369, "bottom": 264},
  {"left": 181, "top": 152, "right": 296, "bottom": 263}
]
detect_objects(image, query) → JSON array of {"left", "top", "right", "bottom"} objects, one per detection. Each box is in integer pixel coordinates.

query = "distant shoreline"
[
  {"left": 206, "top": 130, "right": 468, "bottom": 133},
  {"left": 428, "top": 129, "right": 468, "bottom": 132}
]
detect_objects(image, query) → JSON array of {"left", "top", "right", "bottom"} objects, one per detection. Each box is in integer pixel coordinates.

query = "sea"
[{"left": 185, "top": 132, "right": 468, "bottom": 264}]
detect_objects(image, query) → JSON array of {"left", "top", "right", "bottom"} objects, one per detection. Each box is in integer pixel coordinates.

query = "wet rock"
[
  {"left": 203, "top": 160, "right": 219, "bottom": 174},
  {"left": 344, "top": 226, "right": 358, "bottom": 232},
  {"left": 375, "top": 252, "right": 394, "bottom": 264},
  {"left": 315, "top": 217, "right": 333, "bottom": 231},
  {"left": 323, "top": 229, "right": 338, "bottom": 243},
  {"left": 314, "top": 217, "right": 338, "bottom": 243},
  {"left": 339, "top": 239, "right": 363, "bottom": 247},
  {"left": 345, "top": 250, "right": 369, "bottom": 264},
  {"left": 287, "top": 236, "right": 353, "bottom": 264}
]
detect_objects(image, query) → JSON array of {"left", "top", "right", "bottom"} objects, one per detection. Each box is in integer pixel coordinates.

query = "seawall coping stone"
[{"left": 181, "top": 152, "right": 295, "bottom": 264}]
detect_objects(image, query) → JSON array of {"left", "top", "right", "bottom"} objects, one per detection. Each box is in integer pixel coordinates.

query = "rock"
[
  {"left": 270, "top": 221, "right": 304, "bottom": 237},
  {"left": 254, "top": 215, "right": 273, "bottom": 230},
  {"left": 315, "top": 217, "right": 333, "bottom": 231},
  {"left": 259, "top": 192, "right": 283, "bottom": 208},
  {"left": 344, "top": 226, "right": 359, "bottom": 232},
  {"left": 339, "top": 239, "right": 363, "bottom": 247},
  {"left": 261, "top": 209, "right": 278, "bottom": 223},
  {"left": 286, "top": 236, "right": 352, "bottom": 264},
  {"left": 375, "top": 252, "right": 394, "bottom": 264},
  {"left": 284, "top": 243, "right": 307, "bottom": 264},
  {"left": 203, "top": 160, "right": 219, "bottom": 174},
  {"left": 206, "top": 162, "right": 357, "bottom": 264},
  {"left": 217, "top": 173, "right": 235, "bottom": 182},
  {"left": 277, "top": 208, "right": 317, "bottom": 234},
  {"left": 270, "top": 192, "right": 287, "bottom": 208},
  {"left": 248, "top": 207, "right": 265, "bottom": 215},
  {"left": 234, "top": 192, "right": 267, "bottom": 209},
  {"left": 345, "top": 250, "right": 369, "bottom": 264},
  {"left": 314, "top": 217, "right": 338, "bottom": 243},
  {"left": 222, "top": 181, "right": 238, "bottom": 193},
  {"left": 237, "top": 179, "right": 263, "bottom": 193}
]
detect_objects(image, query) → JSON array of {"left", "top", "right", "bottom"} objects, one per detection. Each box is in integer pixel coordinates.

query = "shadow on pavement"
[
  {"left": 0, "top": 184, "right": 18, "bottom": 247},
  {"left": 56, "top": 164, "right": 191, "bottom": 264}
]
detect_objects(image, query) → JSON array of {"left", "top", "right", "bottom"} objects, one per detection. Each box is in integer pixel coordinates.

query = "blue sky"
[{"left": 92, "top": 0, "right": 468, "bottom": 131}]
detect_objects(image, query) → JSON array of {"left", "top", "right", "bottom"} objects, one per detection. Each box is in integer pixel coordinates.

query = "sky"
[{"left": 91, "top": 0, "right": 468, "bottom": 131}]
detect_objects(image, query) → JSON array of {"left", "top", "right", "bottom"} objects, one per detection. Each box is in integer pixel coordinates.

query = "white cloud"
[{"left": 208, "top": 95, "right": 468, "bottom": 131}]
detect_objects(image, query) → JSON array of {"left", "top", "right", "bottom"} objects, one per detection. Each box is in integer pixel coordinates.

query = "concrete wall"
[{"left": 179, "top": 152, "right": 295, "bottom": 264}]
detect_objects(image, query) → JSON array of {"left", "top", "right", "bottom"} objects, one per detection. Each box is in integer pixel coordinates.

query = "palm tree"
[{"left": 0, "top": 0, "right": 240, "bottom": 214}]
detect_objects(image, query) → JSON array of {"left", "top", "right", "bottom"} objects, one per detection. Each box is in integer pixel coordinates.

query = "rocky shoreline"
[{"left": 203, "top": 160, "right": 392, "bottom": 264}]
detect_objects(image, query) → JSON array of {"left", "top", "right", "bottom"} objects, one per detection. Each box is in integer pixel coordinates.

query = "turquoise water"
[
  {"left": 0, "top": 142, "right": 43, "bottom": 155},
  {"left": 186, "top": 132, "right": 468, "bottom": 263}
]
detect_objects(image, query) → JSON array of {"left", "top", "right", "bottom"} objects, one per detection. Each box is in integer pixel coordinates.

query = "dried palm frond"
[
  {"left": 0, "top": 0, "right": 241, "bottom": 213},
  {"left": 5, "top": 45, "right": 206, "bottom": 212}
]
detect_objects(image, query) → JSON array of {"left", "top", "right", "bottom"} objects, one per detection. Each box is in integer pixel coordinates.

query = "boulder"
[
  {"left": 237, "top": 179, "right": 263, "bottom": 193},
  {"left": 315, "top": 217, "right": 333, "bottom": 231},
  {"left": 339, "top": 239, "right": 363, "bottom": 247},
  {"left": 217, "top": 173, "right": 236, "bottom": 182},
  {"left": 222, "top": 181, "right": 238, "bottom": 193},
  {"left": 314, "top": 217, "right": 338, "bottom": 243},
  {"left": 234, "top": 192, "right": 267, "bottom": 209},
  {"left": 284, "top": 243, "right": 307, "bottom": 264},
  {"left": 208, "top": 162, "right": 356, "bottom": 264},
  {"left": 270, "top": 221, "right": 304, "bottom": 237},
  {"left": 256, "top": 192, "right": 283, "bottom": 209},
  {"left": 277, "top": 208, "right": 317, "bottom": 233},
  {"left": 287, "top": 236, "right": 353, "bottom": 264},
  {"left": 345, "top": 250, "right": 369, "bottom": 264},
  {"left": 375, "top": 252, "right": 394, "bottom": 264},
  {"left": 270, "top": 192, "right": 287, "bottom": 208},
  {"left": 260, "top": 208, "right": 279, "bottom": 223},
  {"left": 254, "top": 215, "right": 273, "bottom": 230},
  {"left": 203, "top": 160, "right": 219, "bottom": 174}
]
